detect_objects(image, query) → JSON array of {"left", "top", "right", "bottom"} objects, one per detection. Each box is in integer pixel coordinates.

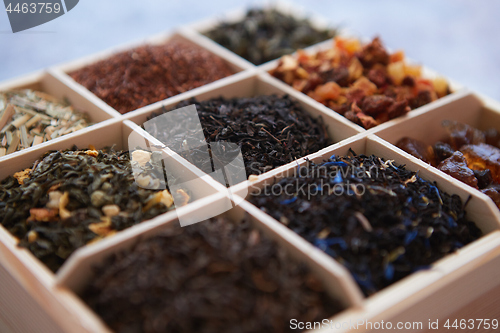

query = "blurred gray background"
[{"left": 1, "top": 0, "right": 499, "bottom": 100}]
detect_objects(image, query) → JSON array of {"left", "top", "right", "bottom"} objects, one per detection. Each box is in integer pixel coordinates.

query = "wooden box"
[{"left": 1, "top": 3, "right": 499, "bottom": 332}]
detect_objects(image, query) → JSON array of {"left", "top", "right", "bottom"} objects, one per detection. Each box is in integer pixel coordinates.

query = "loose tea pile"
[
  {"left": 146, "top": 95, "right": 330, "bottom": 177},
  {"left": 0, "top": 146, "right": 190, "bottom": 272},
  {"left": 0, "top": 90, "right": 90, "bottom": 156},
  {"left": 69, "top": 40, "right": 234, "bottom": 114},
  {"left": 397, "top": 120, "right": 500, "bottom": 208},
  {"left": 82, "top": 217, "right": 342, "bottom": 333},
  {"left": 249, "top": 152, "right": 481, "bottom": 296},
  {"left": 204, "top": 8, "right": 336, "bottom": 65},
  {"left": 270, "top": 37, "right": 450, "bottom": 129}
]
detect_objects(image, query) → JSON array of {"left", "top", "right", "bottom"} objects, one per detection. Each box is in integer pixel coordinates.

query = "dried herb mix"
[
  {"left": 270, "top": 37, "right": 450, "bottom": 129},
  {"left": 146, "top": 95, "right": 330, "bottom": 177},
  {"left": 82, "top": 217, "right": 342, "bottom": 333},
  {"left": 249, "top": 152, "right": 481, "bottom": 296},
  {"left": 0, "top": 89, "right": 90, "bottom": 156},
  {"left": 204, "top": 8, "right": 336, "bottom": 65},
  {"left": 0, "top": 146, "right": 190, "bottom": 272},
  {"left": 69, "top": 40, "right": 234, "bottom": 114},
  {"left": 397, "top": 121, "right": 500, "bottom": 208}
]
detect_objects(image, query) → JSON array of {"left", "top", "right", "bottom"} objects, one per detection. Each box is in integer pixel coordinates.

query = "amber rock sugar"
[
  {"left": 397, "top": 121, "right": 500, "bottom": 208},
  {"left": 0, "top": 146, "right": 190, "bottom": 272},
  {"left": 69, "top": 40, "right": 234, "bottom": 114},
  {"left": 81, "top": 217, "right": 343, "bottom": 333},
  {"left": 270, "top": 37, "right": 450, "bottom": 129}
]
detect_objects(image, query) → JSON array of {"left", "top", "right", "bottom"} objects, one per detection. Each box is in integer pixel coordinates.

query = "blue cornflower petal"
[
  {"left": 404, "top": 230, "right": 418, "bottom": 245},
  {"left": 385, "top": 263, "right": 395, "bottom": 281},
  {"left": 280, "top": 197, "right": 297, "bottom": 205}
]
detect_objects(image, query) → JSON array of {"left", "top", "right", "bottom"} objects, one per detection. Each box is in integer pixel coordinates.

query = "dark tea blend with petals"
[
  {"left": 249, "top": 151, "right": 482, "bottom": 296},
  {"left": 146, "top": 95, "right": 330, "bottom": 178},
  {"left": 204, "top": 8, "right": 336, "bottom": 65},
  {"left": 81, "top": 217, "right": 342, "bottom": 333},
  {"left": 0, "top": 146, "right": 190, "bottom": 272},
  {"left": 69, "top": 40, "right": 234, "bottom": 114}
]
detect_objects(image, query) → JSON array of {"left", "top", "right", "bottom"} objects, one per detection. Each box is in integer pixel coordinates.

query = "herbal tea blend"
[
  {"left": 146, "top": 95, "right": 331, "bottom": 177},
  {"left": 204, "top": 8, "right": 336, "bottom": 65},
  {"left": 0, "top": 146, "right": 190, "bottom": 272},
  {"left": 0, "top": 90, "right": 90, "bottom": 156},
  {"left": 249, "top": 152, "right": 481, "bottom": 296},
  {"left": 270, "top": 37, "right": 450, "bottom": 129},
  {"left": 69, "top": 40, "right": 234, "bottom": 114},
  {"left": 81, "top": 217, "right": 342, "bottom": 333},
  {"left": 397, "top": 120, "right": 500, "bottom": 208}
]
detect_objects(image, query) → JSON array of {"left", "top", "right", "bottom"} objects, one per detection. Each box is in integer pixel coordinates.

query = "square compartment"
[
  {"left": 0, "top": 119, "right": 221, "bottom": 290},
  {"left": 372, "top": 92, "right": 500, "bottom": 201},
  {"left": 53, "top": 32, "right": 248, "bottom": 116},
  {"left": 185, "top": 1, "right": 336, "bottom": 67},
  {"left": 258, "top": 36, "right": 466, "bottom": 133},
  {"left": 55, "top": 194, "right": 361, "bottom": 333},
  {"left": 0, "top": 71, "right": 117, "bottom": 161},
  {"left": 231, "top": 134, "right": 500, "bottom": 327}
]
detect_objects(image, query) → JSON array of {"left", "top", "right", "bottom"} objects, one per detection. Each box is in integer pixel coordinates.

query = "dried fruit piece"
[
  {"left": 13, "top": 168, "right": 31, "bottom": 185},
  {"left": 437, "top": 151, "right": 478, "bottom": 188},
  {"left": 28, "top": 208, "right": 58, "bottom": 222},
  {"left": 387, "top": 100, "right": 410, "bottom": 119},
  {"left": 88, "top": 218, "right": 113, "bottom": 237},
  {"left": 85, "top": 149, "right": 99, "bottom": 157},
  {"left": 404, "top": 64, "right": 422, "bottom": 78},
  {"left": 351, "top": 76, "right": 378, "bottom": 96},
  {"left": 432, "top": 77, "right": 449, "bottom": 97},
  {"left": 102, "top": 204, "right": 120, "bottom": 217},
  {"left": 357, "top": 37, "right": 389, "bottom": 68},
  {"left": 387, "top": 61, "right": 405, "bottom": 85},
  {"left": 131, "top": 150, "right": 151, "bottom": 166},
  {"left": 59, "top": 192, "right": 71, "bottom": 220},
  {"left": 144, "top": 189, "right": 174, "bottom": 211},
  {"left": 175, "top": 189, "right": 190, "bottom": 206},
  {"left": 362, "top": 95, "right": 394, "bottom": 116},
  {"left": 27, "top": 230, "right": 38, "bottom": 243},
  {"left": 46, "top": 191, "right": 63, "bottom": 209},
  {"left": 314, "top": 81, "right": 341, "bottom": 101},
  {"left": 357, "top": 113, "right": 379, "bottom": 129}
]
